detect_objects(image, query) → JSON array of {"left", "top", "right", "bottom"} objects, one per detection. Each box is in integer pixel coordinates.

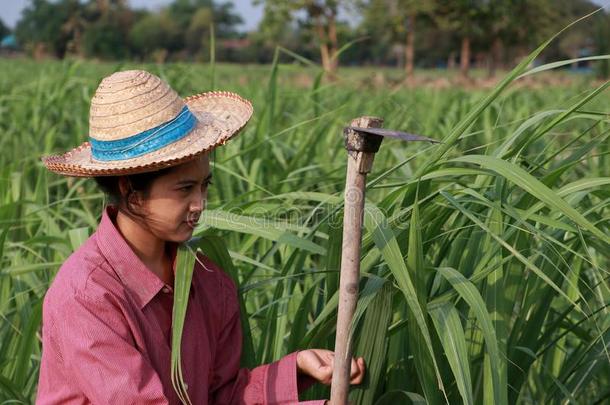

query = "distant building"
[
  {"left": 220, "top": 38, "right": 251, "bottom": 50},
  {"left": 571, "top": 45, "right": 594, "bottom": 72},
  {"left": 0, "top": 34, "right": 22, "bottom": 57},
  {"left": 0, "top": 35, "right": 18, "bottom": 49}
]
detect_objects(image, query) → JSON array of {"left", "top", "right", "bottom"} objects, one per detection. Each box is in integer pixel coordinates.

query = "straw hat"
[{"left": 41, "top": 70, "right": 253, "bottom": 177}]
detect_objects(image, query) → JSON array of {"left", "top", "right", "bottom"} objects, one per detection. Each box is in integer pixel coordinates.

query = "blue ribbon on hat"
[{"left": 90, "top": 106, "right": 197, "bottom": 161}]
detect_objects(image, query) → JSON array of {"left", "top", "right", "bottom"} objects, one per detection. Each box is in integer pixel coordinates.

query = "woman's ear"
[
  {"left": 118, "top": 177, "right": 141, "bottom": 212},
  {"left": 117, "top": 177, "right": 129, "bottom": 198}
]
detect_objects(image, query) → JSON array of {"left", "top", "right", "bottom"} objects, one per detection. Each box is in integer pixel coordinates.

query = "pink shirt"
[{"left": 36, "top": 206, "right": 325, "bottom": 405}]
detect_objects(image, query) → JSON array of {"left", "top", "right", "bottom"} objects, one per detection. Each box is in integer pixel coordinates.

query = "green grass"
[{"left": 0, "top": 47, "right": 608, "bottom": 405}]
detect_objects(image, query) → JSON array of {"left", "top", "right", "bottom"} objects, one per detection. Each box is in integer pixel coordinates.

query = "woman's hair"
[{"left": 94, "top": 167, "right": 175, "bottom": 218}]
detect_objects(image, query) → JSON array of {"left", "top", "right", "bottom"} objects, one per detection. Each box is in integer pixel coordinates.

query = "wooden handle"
[{"left": 329, "top": 117, "right": 383, "bottom": 405}]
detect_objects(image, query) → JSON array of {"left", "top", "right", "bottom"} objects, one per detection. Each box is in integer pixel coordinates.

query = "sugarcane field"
[{"left": 0, "top": 1, "right": 609, "bottom": 404}]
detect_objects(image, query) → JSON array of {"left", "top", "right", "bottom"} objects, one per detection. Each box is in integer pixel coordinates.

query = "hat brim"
[{"left": 41, "top": 91, "right": 253, "bottom": 177}]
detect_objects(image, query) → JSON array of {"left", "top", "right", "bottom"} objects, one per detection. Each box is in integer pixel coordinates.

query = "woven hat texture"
[{"left": 41, "top": 70, "right": 253, "bottom": 177}]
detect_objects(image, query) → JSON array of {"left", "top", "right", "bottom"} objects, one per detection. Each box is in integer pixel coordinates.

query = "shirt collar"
[{"left": 95, "top": 205, "right": 175, "bottom": 310}]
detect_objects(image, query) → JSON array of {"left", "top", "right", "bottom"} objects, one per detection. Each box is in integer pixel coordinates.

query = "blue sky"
[{"left": 0, "top": 0, "right": 263, "bottom": 30}]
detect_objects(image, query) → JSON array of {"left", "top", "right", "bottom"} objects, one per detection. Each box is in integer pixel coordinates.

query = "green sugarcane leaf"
[
  {"left": 363, "top": 202, "right": 446, "bottom": 402},
  {"left": 375, "top": 390, "right": 427, "bottom": 404},
  {"left": 483, "top": 207, "right": 508, "bottom": 405},
  {"left": 518, "top": 55, "right": 610, "bottom": 77},
  {"left": 406, "top": 194, "right": 444, "bottom": 404},
  {"left": 429, "top": 302, "right": 473, "bottom": 405},
  {"left": 350, "top": 282, "right": 393, "bottom": 405},
  {"left": 68, "top": 227, "right": 89, "bottom": 251},
  {"left": 199, "top": 209, "right": 326, "bottom": 255},
  {"left": 432, "top": 267, "right": 504, "bottom": 405},
  {"left": 13, "top": 299, "right": 42, "bottom": 389},
  {"left": 441, "top": 191, "right": 579, "bottom": 307},
  {"left": 171, "top": 244, "right": 196, "bottom": 405},
  {"left": 449, "top": 155, "right": 609, "bottom": 244}
]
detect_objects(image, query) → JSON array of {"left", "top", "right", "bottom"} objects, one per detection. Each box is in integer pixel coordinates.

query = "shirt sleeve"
[
  {"left": 209, "top": 274, "right": 326, "bottom": 405},
  {"left": 38, "top": 291, "right": 169, "bottom": 405}
]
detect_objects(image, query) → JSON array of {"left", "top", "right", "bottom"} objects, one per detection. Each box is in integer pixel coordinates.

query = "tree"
[
  {"left": 305, "top": 0, "right": 340, "bottom": 76},
  {"left": 129, "top": 11, "right": 181, "bottom": 60},
  {"left": 555, "top": 0, "right": 598, "bottom": 65},
  {"left": 61, "top": 4, "right": 86, "bottom": 55},
  {"left": 15, "top": 0, "right": 86, "bottom": 58},
  {"left": 249, "top": 0, "right": 293, "bottom": 62},
  {"left": 592, "top": 11, "right": 610, "bottom": 78},
  {"left": 185, "top": 8, "right": 214, "bottom": 56},
  {"left": 80, "top": 0, "right": 133, "bottom": 59},
  {"left": 0, "top": 18, "right": 9, "bottom": 40},
  {"left": 213, "top": 1, "right": 243, "bottom": 38},
  {"left": 360, "top": 0, "right": 435, "bottom": 81},
  {"left": 255, "top": 0, "right": 292, "bottom": 46},
  {"left": 435, "top": 0, "right": 488, "bottom": 80},
  {"left": 81, "top": 16, "right": 130, "bottom": 59},
  {"left": 167, "top": 0, "right": 242, "bottom": 58},
  {"left": 93, "top": 0, "right": 128, "bottom": 15},
  {"left": 400, "top": 1, "right": 437, "bottom": 81},
  {"left": 476, "top": 0, "right": 513, "bottom": 77},
  {"left": 508, "top": 0, "right": 561, "bottom": 62},
  {"left": 257, "top": 0, "right": 347, "bottom": 77}
]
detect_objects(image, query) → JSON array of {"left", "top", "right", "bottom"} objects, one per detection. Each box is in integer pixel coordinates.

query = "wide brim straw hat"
[{"left": 41, "top": 70, "right": 253, "bottom": 177}]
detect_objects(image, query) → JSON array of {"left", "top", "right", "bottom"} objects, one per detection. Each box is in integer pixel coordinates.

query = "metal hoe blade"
[{"left": 347, "top": 126, "right": 441, "bottom": 143}]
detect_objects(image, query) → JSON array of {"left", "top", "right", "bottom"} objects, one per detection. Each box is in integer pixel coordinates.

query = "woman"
[{"left": 37, "top": 70, "right": 364, "bottom": 404}]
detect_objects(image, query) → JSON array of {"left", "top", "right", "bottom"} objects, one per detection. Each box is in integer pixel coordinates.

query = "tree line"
[{"left": 3, "top": 0, "right": 609, "bottom": 78}]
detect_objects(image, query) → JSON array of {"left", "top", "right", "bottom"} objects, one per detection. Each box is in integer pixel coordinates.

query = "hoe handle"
[{"left": 330, "top": 116, "right": 383, "bottom": 405}]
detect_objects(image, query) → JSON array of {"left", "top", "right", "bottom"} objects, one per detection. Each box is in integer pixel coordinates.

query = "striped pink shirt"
[{"left": 36, "top": 206, "right": 325, "bottom": 404}]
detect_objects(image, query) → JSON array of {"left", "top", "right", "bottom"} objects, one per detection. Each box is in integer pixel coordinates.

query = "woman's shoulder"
[{"left": 44, "top": 232, "right": 123, "bottom": 313}]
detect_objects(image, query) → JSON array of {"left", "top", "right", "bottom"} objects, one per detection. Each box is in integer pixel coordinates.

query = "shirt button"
[
  {"left": 184, "top": 383, "right": 189, "bottom": 390},
  {"left": 162, "top": 286, "right": 170, "bottom": 293}
]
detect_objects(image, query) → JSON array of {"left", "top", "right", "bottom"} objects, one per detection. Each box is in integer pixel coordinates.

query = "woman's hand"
[{"left": 296, "top": 349, "right": 365, "bottom": 386}]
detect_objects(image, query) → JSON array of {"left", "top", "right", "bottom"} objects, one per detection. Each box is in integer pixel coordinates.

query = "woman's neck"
[{"left": 115, "top": 209, "right": 174, "bottom": 286}]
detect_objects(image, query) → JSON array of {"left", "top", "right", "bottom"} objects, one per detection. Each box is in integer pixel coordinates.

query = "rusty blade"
[{"left": 347, "top": 126, "right": 441, "bottom": 143}]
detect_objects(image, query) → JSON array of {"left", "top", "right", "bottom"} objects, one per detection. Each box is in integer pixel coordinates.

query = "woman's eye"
[{"left": 179, "top": 180, "right": 212, "bottom": 192}]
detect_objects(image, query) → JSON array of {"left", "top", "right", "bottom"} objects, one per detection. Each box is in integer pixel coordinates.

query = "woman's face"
[{"left": 138, "top": 153, "right": 211, "bottom": 243}]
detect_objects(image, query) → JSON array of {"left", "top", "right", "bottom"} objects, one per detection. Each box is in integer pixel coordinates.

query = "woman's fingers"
[
  {"left": 349, "top": 356, "right": 366, "bottom": 385},
  {"left": 299, "top": 350, "right": 365, "bottom": 386},
  {"left": 298, "top": 350, "right": 333, "bottom": 385}
]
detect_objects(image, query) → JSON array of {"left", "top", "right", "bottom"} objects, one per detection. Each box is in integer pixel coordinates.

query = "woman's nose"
[
  {"left": 190, "top": 197, "right": 203, "bottom": 212},
  {"left": 190, "top": 191, "right": 206, "bottom": 212}
]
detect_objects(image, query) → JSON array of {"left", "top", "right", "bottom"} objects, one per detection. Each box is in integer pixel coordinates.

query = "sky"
[{"left": 0, "top": 0, "right": 264, "bottom": 30}]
